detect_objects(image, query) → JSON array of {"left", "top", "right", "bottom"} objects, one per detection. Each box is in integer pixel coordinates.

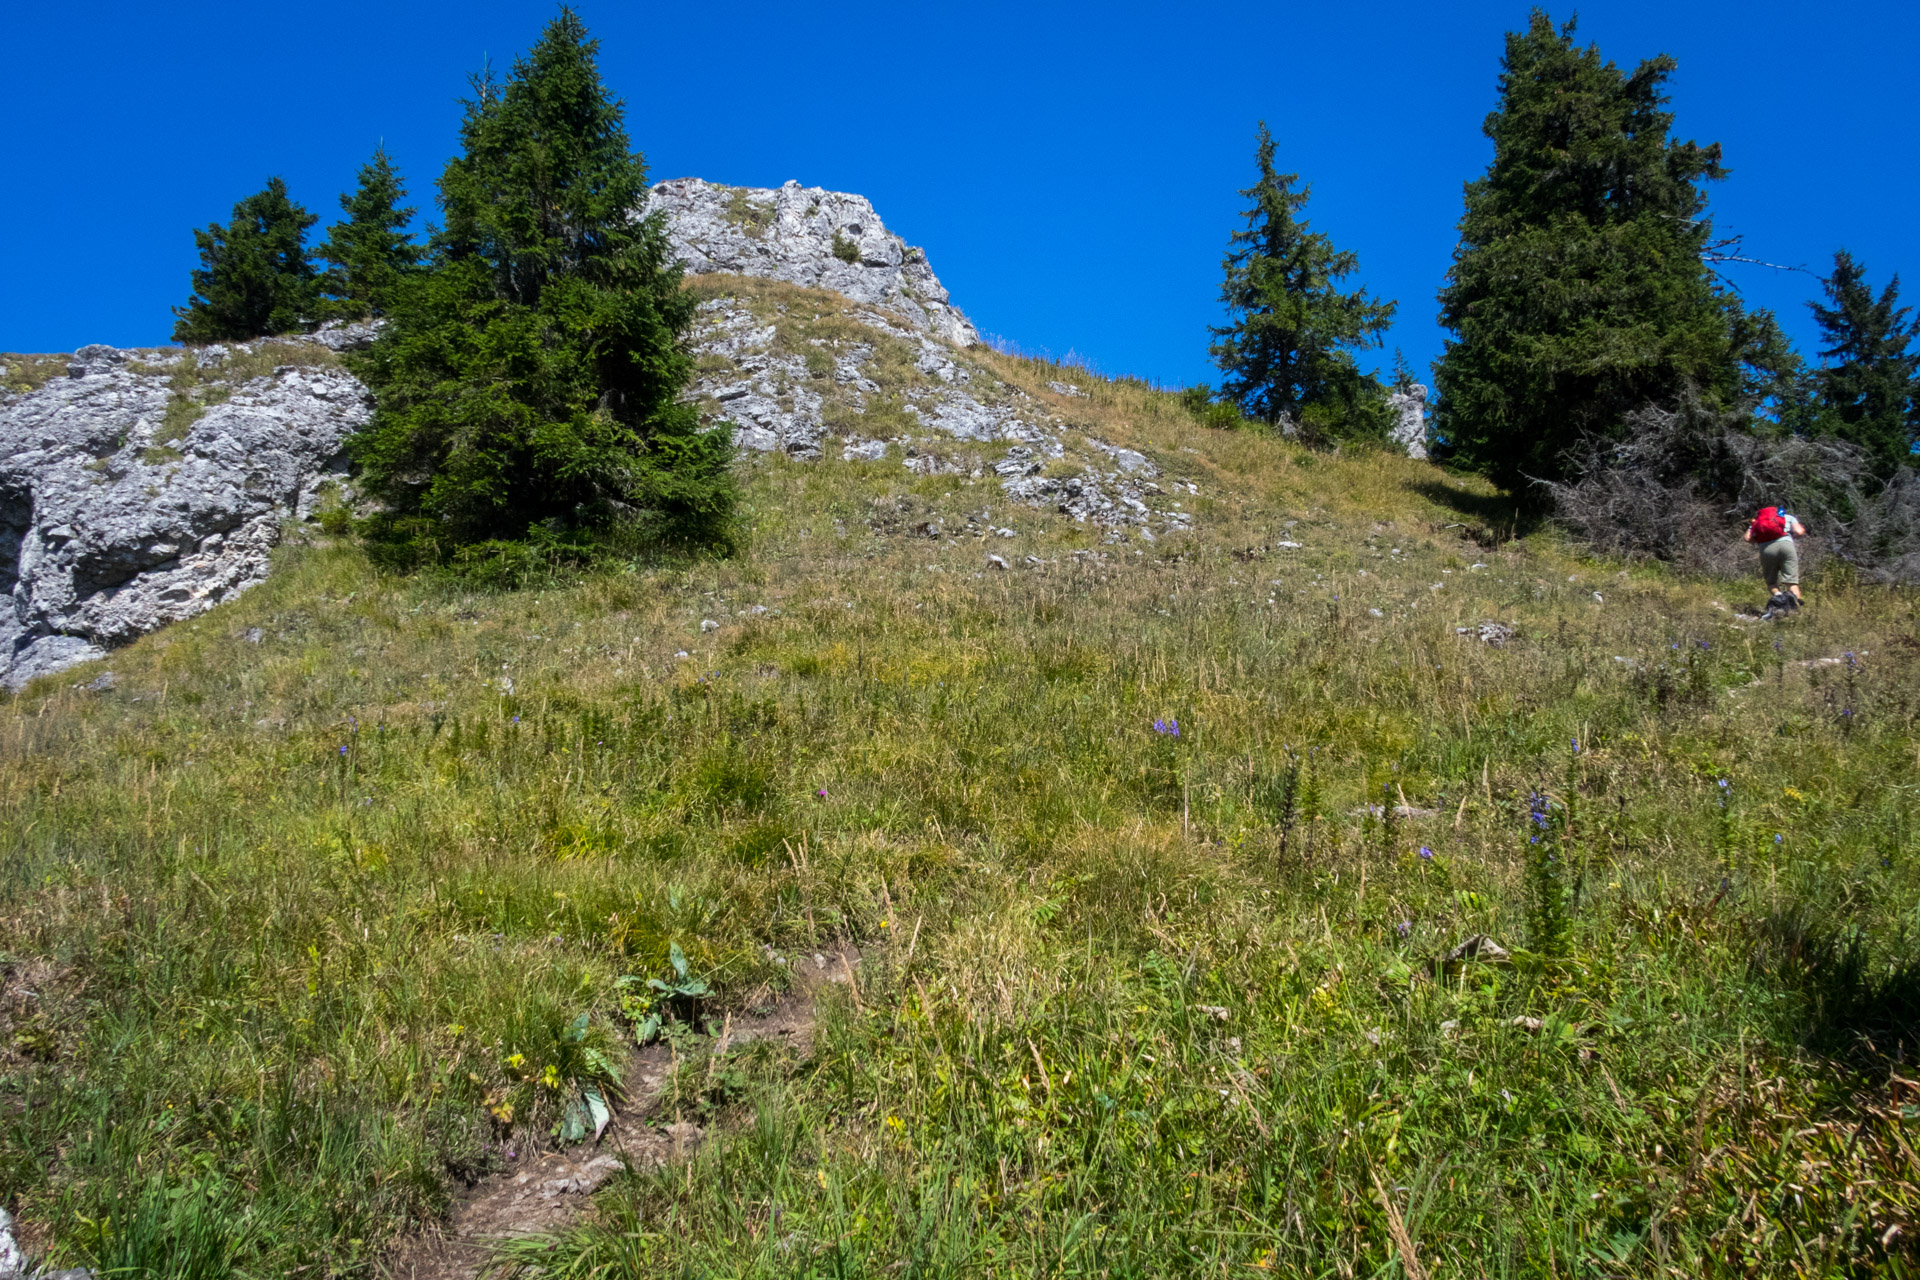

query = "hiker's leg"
[{"left": 1777, "top": 540, "right": 1801, "bottom": 603}]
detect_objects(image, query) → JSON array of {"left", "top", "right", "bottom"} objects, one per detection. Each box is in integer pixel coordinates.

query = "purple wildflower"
[
  {"left": 1152, "top": 718, "right": 1180, "bottom": 738},
  {"left": 1418, "top": 846, "right": 1434, "bottom": 861},
  {"left": 1396, "top": 920, "right": 1412, "bottom": 938}
]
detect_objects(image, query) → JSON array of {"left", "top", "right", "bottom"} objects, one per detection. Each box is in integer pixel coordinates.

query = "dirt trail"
[{"left": 386, "top": 946, "right": 859, "bottom": 1280}]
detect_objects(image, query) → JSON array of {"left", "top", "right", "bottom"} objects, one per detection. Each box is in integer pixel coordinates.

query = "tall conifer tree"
[
  {"left": 1810, "top": 250, "right": 1919, "bottom": 478},
  {"left": 351, "top": 9, "right": 732, "bottom": 547},
  {"left": 1209, "top": 123, "right": 1395, "bottom": 432},
  {"left": 172, "top": 177, "right": 321, "bottom": 342},
  {"left": 318, "top": 147, "right": 422, "bottom": 321},
  {"left": 1433, "top": 11, "right": 1736, "bottom": 494}
]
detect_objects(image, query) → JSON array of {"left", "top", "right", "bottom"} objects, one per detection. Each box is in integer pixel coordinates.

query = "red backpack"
[{"left": 1751, "top": 506, "right": 1789, "bottom": 540}]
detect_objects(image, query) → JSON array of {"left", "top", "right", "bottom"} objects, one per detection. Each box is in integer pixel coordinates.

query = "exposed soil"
[{"left": 384, "top": 945, "right": 859, "bottom": 1280}]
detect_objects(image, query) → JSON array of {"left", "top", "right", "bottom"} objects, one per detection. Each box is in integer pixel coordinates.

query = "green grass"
[
  {"left": 0, "top": 353, "right": 72, "bottom": 396},
  {"left": 3, "top": 295, "right": 1918, "bottom": 1276}
]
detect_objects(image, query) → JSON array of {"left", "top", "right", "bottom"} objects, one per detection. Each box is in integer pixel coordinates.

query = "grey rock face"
[
  {"left": 0, "top": 1208, "right": 24, "bottom": 1277},
  {"left": 2, "top": 178, "right": 1186, "bottom": 687},
  {"left": 652, "top": 178, "right": 979, "bottom": 348},
  {"left": 1387, "top": 382, "right": 1428, "bottom": 460},
  {"left": 685, "top": 295, "right": 1181, "bottom": 539},
  {"left": 0, "top": 344, "right": 366, "bottom": 688}
]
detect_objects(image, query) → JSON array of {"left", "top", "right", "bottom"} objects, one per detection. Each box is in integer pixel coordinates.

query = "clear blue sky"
[{"left": 3, "top": 1, "right": 1913, "bottom": 391}]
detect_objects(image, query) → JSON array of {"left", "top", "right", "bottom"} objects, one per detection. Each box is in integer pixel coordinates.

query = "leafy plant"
[{"left": 618, "top": 942, "right": 711, "bottom": 1044}]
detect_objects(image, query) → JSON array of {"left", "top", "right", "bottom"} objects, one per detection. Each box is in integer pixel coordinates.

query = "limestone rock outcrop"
[
  {"left": 651, "top": 178, "right": 978, "bottom": 347},
  {"left": 1388, "top": 383, "right": 1429, "bottom": 460},
  {"left": 1, "top": 178, "right": 1182, "bottom": 687},
  {"left": 1, "top": 343, "right": 364, "bottom": 689}
]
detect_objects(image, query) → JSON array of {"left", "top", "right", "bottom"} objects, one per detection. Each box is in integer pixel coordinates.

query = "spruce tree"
[
  {"left": 1208, "top": 123, "right": 1395, "bottom": 434},
  {"left": 1810, "top": 250, "right": 1919, "bottom": 477},
  {"left": 351, "top": 9, "right": 732, "bottom": 548},
  {"left": 317, "top": 146, "right": 422, "bottom": 321},
  {"left": 1433, "top": 11, "right": 1736, "bottom": 495},
  {"left": 172, "top": 177, "right": 321, "bottom": 342}
]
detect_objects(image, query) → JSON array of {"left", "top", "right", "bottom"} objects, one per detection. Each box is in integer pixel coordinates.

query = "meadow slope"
[{"left": 3, "top": 278, "right": 1918, "bottom": 1277}]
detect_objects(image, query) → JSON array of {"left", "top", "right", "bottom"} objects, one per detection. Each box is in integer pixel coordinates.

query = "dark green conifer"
[
  {"left": 1810, "top": 250, "right": 1919, "bottom": 477},
  {"left": 318, "top": 146, "right": 422, "bottom": 321},
  {"left": 172, "top": 177, "right": 321, "bottom": 342},
  {"left": 1208, "top": 123, "right": 1395, "bottom": 434},
  {"left": 351, "top": 8, "right": 732, "bottom": 548},
  {"left": 1433, "top": 11, "right": 1736, "bottom": 494}
]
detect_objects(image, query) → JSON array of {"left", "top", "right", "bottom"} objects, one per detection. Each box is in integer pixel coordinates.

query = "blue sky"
[{"left": 3, "top": 0, "right": 1913, "bottom": 391}]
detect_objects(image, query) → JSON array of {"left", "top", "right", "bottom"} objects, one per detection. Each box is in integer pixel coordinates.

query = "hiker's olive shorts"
[{"left": 1760, "top": 536, "right": 1799, "bottom": 588}]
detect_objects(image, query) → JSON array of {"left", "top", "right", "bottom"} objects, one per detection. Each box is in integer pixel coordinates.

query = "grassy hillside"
[{"left": 4, "top": 278, "right": 1918, "bottom": 1277}]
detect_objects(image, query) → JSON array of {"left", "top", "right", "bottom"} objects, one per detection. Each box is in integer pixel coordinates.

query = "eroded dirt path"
[{"left": 386, "top": 946, "right": 858, "bottom": 1280}]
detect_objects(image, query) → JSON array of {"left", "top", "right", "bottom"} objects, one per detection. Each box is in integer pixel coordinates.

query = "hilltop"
[{"left": 2, "top": 189, "right": 1918, "bottom": 1277}]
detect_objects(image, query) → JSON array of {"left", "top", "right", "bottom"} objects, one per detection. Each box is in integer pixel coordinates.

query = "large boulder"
[
  {"left": 650, "top": 178, "right": 978, "bottom": 347},
  {"left": 0, "top": 343, "right": 365, "bottom": 689}
]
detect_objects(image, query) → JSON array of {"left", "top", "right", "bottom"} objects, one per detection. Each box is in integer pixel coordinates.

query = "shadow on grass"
[
  {"left": 1407, "top": 476, "right": 1545, "bottom": 545},
  {"left": 1757, "top": 909, "right": 1920, "bottom": 1069}
]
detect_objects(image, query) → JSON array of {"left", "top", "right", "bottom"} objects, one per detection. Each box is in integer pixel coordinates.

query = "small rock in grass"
[
  {"left": 1455, "top": 621, "right": 1516, "bottom": 647},
  {"left": 700, "top": 619, "right": 718, "bottom": 632},
  {"left": 986, "top": 554, "right": 1009, "bottom": 570},
  {"left": 1442, "top": 934, "right": 1510, "bottom": 966}
]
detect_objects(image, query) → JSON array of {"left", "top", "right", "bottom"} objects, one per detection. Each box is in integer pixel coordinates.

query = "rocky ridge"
[{"left": 4, "top": 177, "right": 1415, "bottom": 688}]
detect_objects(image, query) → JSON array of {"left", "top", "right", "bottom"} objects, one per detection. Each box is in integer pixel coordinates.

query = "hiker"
[{"left": 1744, "top": 505, "right": 1807, "bottom": 607}]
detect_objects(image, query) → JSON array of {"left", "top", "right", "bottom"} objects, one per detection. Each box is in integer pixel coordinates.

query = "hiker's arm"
[
  {"left": 1792, "top": 517, "right": 1808, "bottom": 536},
  {"left": 1743, "top": 526, "right": 1756, "bottom": 543}
]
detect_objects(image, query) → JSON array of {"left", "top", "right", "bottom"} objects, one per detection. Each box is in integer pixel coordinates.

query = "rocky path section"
[{"left": 386, "top": 946, "right": 857, "bottom": 1280}]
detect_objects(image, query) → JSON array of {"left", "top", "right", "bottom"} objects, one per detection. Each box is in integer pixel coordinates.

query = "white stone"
[{"left": 1387, "top": 383, "right": 1428, "bottom": 460}]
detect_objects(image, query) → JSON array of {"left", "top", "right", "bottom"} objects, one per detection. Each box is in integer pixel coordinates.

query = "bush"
[{"left": 1546, "top": 391, "right": 1920, "bottom": 582}]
